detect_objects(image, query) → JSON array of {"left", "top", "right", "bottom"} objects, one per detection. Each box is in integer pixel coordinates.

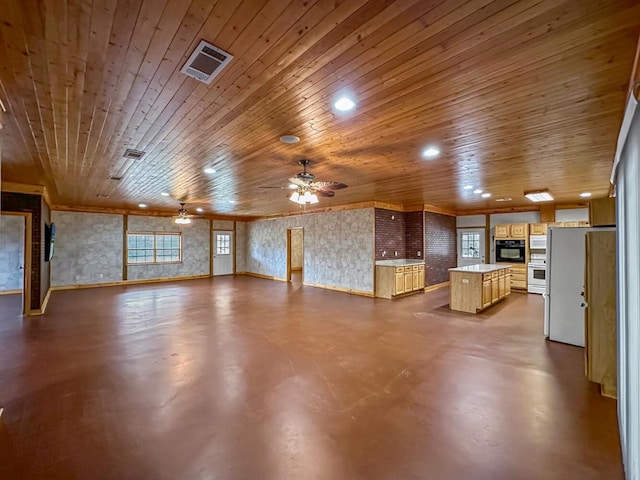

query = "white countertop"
[
  {"left": 375, "top": 259, "right": 425, "bottom": 267},
  {"left": 448, "top": 264, "right": 512, "bottom": 273}
]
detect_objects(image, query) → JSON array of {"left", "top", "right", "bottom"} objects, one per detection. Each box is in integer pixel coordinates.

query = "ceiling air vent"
[
  {"left": 123, "top": 148, "right": 145, "bottom": 160},
  {"left": 180, "top": 40, "right": 233, "bottom": 84},
  {"left": 109, "top": 176, "right": 123, "bottom": 181}
]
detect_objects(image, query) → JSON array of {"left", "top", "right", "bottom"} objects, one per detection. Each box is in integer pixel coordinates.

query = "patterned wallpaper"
[
  {"left": 51, "top": 211, "right": 124, "bottom": 286},
  {"left": 212, "top": 220, "right": 234, "bottom": 230},
  {"left": 246, "top": 208, "right": 374, "bottom": 292},
  {"left": 127, "top": 215, "right": 210, "bottom": 280},
  {"left": 0, "top": 215, "right": 25, "bottom": 291},
  {"left": 235, "top": 221, "right": 247, "bottom": 272},
  {"left": 424, "top": 211, "right": 457, "bottom": 286},
  {"left": 290, "top": 228, "right": 303, "bottom": 269}
]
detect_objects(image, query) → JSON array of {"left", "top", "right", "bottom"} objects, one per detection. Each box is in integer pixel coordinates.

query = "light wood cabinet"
[
  {"left": 495, "top": 223, "right": 528, "bottom": 239},
  {"left": 375, "top": 263, "right": 426, "bottom": 299},
  {"left": 450, "top": 265, "right": 511, "bottom": 313},
  {"left": 404, "top": 271, "right": 413, "bottom": 292},
  {"left": 395, "top": 270, "right": 404, "bottom": 295},
  {"left": 505, "top": 271, "right": 512, "bottom": 295},
  {"left": 530, "top": 223, "right": 547, "bottom": 235},
  {"left": 482, "top": 280, "right": 492, "bottom": 308},
  {"left": 495, "top": 224, "right": 509, "bottom": 238},
  {"left": 585, "top": 231, "right": 617, "bottom": 398},
  {"left": 589, "top": 197, "right": 616, "bottom": 227}
]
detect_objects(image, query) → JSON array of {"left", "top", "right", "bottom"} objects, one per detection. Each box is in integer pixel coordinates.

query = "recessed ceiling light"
[
  {"left": 463, "top": 185, "right": 473, "bottom": 190},
  {"left": 279, "top": 135, "right": 300, "bottom": 144},
  {"left": 495, "top": 197, "right": 512, "bottom": 202},
  {"left": 481, "top": 193, "right": 491, "bottom": 198},
  {"left": 138, "top": 203, "right": 147, "bottom": 208},
  {"left": 580, "top": 192, "right": 592, "bottom": 198},
  {"left": 204, "top": 167, "right": 216, "bottom": 174},
  {"left": 422, "top": 146, "right": 440, "bottom": 159},
  {"left": 525, "top": 190, "right": 554, "bottom": 202},
  {"left": 228, "top": 200, "right": 236, "bottom": 204},
  {"left": 334, "top": 96, "right": 355, "bottom": 111},
  {"left": 473, "top": 189, "right": 483, "bottom": 194},
  {"left": 196, "top": 207, "right": 204, "bottom": 213},
  {"left": 288, "top": 184, "right": 298, "bottom": 190},
  {"left": 161, "top": 192, "right": 170, "bottom": 197}
]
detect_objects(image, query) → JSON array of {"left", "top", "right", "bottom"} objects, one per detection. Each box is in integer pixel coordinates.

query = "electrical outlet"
[
  {"left": 382, "top": 251, "right": 386, "bottom": 256},
  {"left": 417, "top": 251, "right": 421, "bottom": 257},
  {"left": 394, "top": 251, "right": 398, "bottom": 256},
  {"left": 100, "top": 274, "right": 104, "bottom": 278}
]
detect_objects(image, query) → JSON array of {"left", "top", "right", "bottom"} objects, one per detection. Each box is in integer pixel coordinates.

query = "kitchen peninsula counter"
[
  {"left": 375, "top": 259, "right": 425, "bottom": 299},
  {"left": 449, "top": 264, "right": 512, "bottom": 313}
]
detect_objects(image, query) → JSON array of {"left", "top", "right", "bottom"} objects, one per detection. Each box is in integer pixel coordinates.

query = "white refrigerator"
[{"left": 543, "top": 227, "right": 615, "bottom": 346}]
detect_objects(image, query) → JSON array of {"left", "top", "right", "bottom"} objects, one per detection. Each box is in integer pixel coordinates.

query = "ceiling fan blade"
[
  {"left": 288, "top": 177, "right": 308, "bottom": 187},
  {"left": 310, "top": 181, "right": 348, "bottom": 190},
  {"left": 313, "top": 189, "right": 336, "bottom": 197}
]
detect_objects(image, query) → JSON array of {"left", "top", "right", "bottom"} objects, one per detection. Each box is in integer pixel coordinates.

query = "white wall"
[
  {"left": 456, "top": 214, "right": 486, "bottom": 227},
  {"left": 614, "top": 102, "right": 639, "bottom": 480},
  {"left": 127, "top": 216, "right": 210, "bottom": 280},
  {"left": 490, "top": 211, "right": 540, "bottom": 226},
  {"left": 0, "top": 215, "right": 24, "bottom": 291},
  {"left": 556, "top": 208, "right": 589, "bottom": 222},
  {"left": 51, "top": 211, "right": 123, "bottom": 286},
  {"left": 246, "top": 208, "right": 375, "bottom": 293}
]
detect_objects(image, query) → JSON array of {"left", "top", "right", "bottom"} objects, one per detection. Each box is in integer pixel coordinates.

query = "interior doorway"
[
  {"left": 286, "top": 228, "right": 304, "bottom": 283},
  {"left": 457, "top": 228, "right": 485, "bottom": 267},
  {"left": 212, "top": 230, "right": 234, "bottom": 276},
  {"left": 0, "top": 212, "right": 32, "bottom": 315}
]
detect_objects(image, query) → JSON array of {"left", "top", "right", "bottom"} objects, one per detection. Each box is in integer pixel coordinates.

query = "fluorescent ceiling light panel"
[{"left": 525, "top": 191, "right": 554, "bottom": 202}]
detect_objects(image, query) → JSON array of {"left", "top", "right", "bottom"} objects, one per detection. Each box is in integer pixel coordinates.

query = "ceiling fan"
[
  {"left": 261, "top": 160, "right": 348, "bottom": 204},
  {"left": 173, "top": 202, "right": 203, "bottom": 224}
]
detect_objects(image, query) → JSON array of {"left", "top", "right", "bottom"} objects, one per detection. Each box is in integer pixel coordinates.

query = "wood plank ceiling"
[{"left": 0, "top": 0, "right": 638, "bottom": 216}]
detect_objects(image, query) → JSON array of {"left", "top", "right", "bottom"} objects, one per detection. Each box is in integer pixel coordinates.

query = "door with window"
[
  {"left": 457, "top": 228, "right": 485, "bottom": 267},
  {"left": 213, "top": 231, "right": 233, "bottom": 276}
]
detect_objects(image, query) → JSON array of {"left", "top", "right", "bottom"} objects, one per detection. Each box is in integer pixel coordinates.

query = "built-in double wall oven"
[{"left": 495, "top": 239, "right": 526, "bottom": 263}]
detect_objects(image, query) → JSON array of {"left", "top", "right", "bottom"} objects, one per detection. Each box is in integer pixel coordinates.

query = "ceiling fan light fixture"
[
  {"left": 290, "top": 191, "right": 300, "bottom": 203},
  {"left": 525, "top": 190, "right": 554, "bottom": 202},
  {"left": 174, "top": 217, "right": 191, "bottom": 225},
  {"left": 309, "top": 193, "right": 319, "bottom": 204}
]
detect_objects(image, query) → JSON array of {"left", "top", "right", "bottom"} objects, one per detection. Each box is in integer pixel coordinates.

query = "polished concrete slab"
[{"left": 0, "top": 278, "right": 622, "bottom": 479}]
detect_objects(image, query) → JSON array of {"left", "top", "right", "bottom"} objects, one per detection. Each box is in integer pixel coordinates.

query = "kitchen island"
[
  {"left": 448, "top": 264, "right": 512, "bottom": 313},
  {"left": 375, "top": 259, "right": 425, "bottom": 299}
]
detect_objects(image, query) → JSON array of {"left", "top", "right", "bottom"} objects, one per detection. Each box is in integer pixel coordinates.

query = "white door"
[
  {"left": 547, "top": 228, "right": 586, "bottom": 347},
  {"left": 457, "top": 228, "right": 485, "bottom": 266},
  {"left": 213, "top": 231, "right": 233, "bottom": 276}
]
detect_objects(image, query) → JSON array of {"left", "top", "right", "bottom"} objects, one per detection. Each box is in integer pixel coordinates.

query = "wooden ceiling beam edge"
[{"left": 50, "top": 204, "right": 255, "bottom": 222}]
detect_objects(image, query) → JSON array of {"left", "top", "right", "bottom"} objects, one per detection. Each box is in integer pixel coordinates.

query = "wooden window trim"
[{"left": 126, "top": 231, "right": 182, "bottom": 265}]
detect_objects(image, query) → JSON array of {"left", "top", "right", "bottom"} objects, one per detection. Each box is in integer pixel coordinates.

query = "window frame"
[
  {"left": 126, "top": 231, "right": 182, "bottom": 265},
  {"left": 461, "top": 232, "right": 481, "bottom": 259},
  {"left": 215, "top": 232, "right": 231, "bottom": 255}
]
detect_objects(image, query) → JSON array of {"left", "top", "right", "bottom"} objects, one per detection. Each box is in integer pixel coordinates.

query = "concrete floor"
[{"left": 0, "top": 277, "right": 622, "bottom": 479}]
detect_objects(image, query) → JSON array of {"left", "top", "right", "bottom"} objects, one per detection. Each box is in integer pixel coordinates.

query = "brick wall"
[
  {"left": 1, "top": 192, "right": 44, "bottom": 310},
  {"left": 405, "top": 211, "right": 424, "bottom": 259},
  {"left": 375, "top": 208, "right": 406, "bottom": 260},
  {"left": 424, "top": 211, "right": 456, "bottom": 287}
]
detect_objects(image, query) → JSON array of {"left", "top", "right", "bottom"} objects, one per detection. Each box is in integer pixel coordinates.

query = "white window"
[
  {"left": 461, "top": 232, "right": 481, "bottom": 258},
  {"left": 216, "top": 233, "right": 230, "bottom": 255},
  {"left": 127, "top": 232, "right": 181, "bottom": 264}
]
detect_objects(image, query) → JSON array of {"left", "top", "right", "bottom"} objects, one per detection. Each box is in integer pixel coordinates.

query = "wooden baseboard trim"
[
  {"left": 30, "top": 287, "right": 52, "bottom": 315},
  {"left": 241, "top": 272, "right": 287, "bottom": 282},
  {"left": 51, "top": 275, "right": 210, "bottom": 292},
  {"left": 424, "top": 281, "right": 449, "bottom": 292},
  {"left": 303, "top": 281, "right": 374, "bottom": 297},
  {"left": 0, "top": 289, "right": 22, "bottom": 296}
]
